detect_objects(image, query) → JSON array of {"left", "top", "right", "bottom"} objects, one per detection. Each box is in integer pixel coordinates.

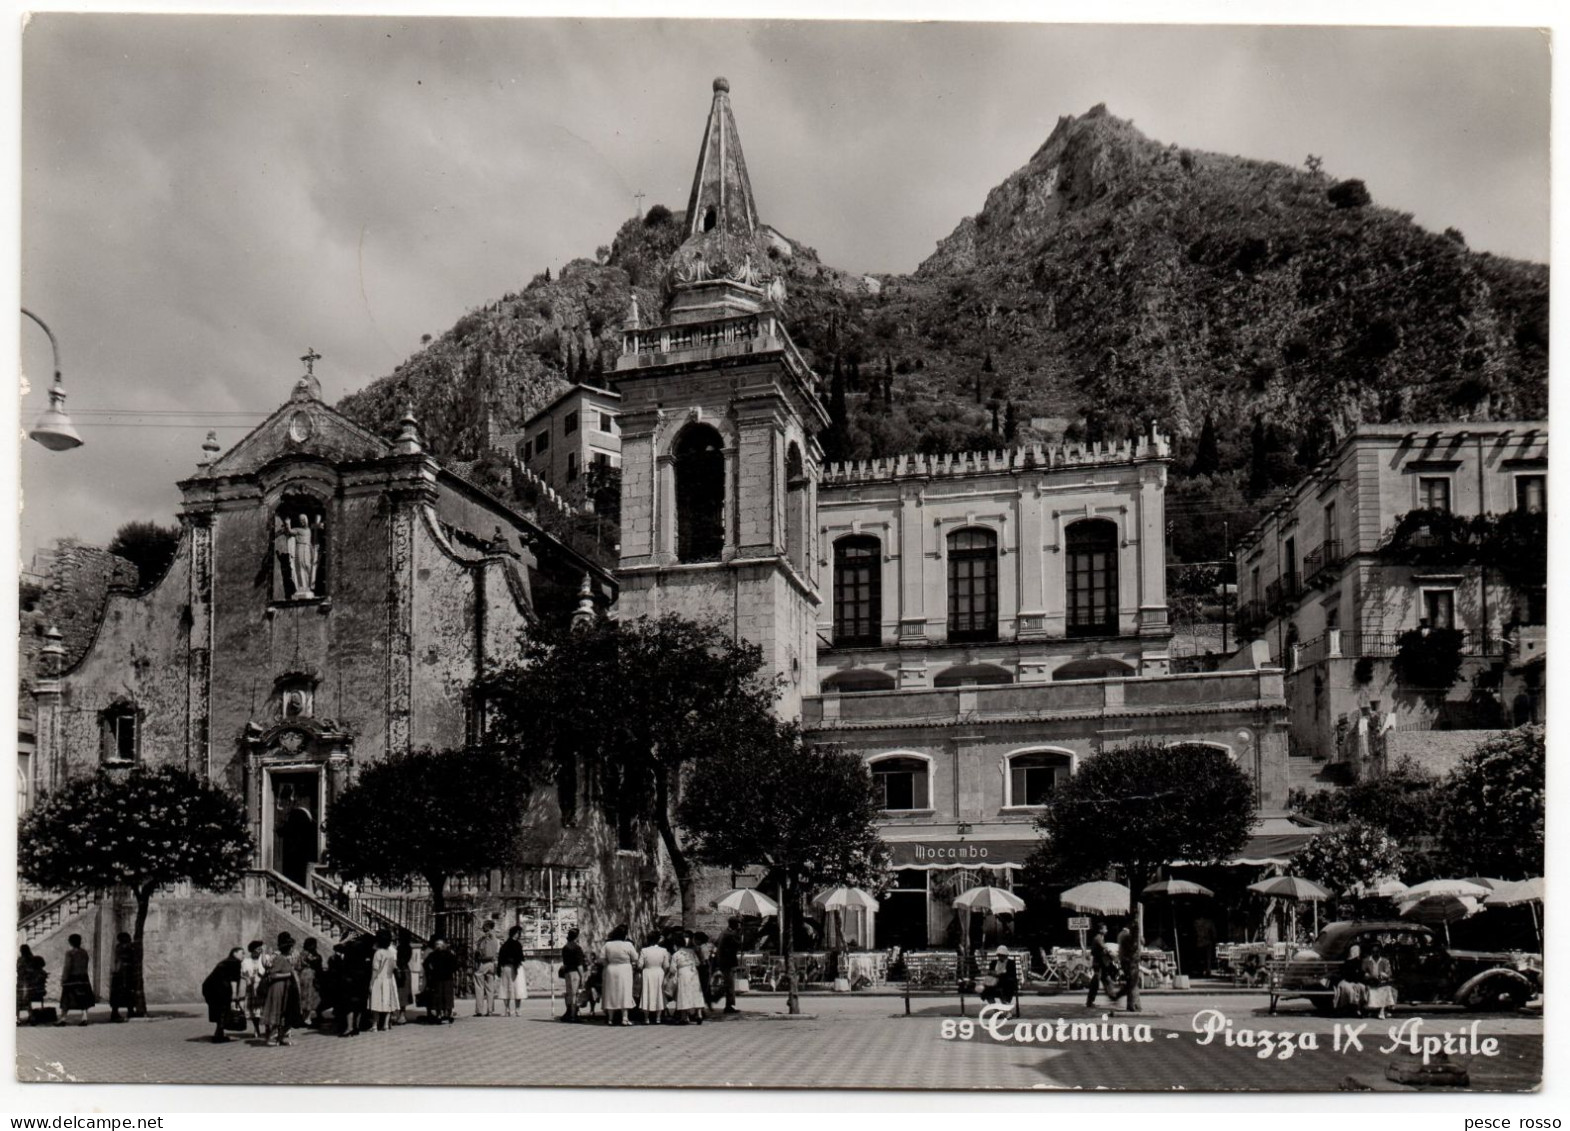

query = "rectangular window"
[
  {"left": 947, "top": 530, "right": 999, "bottom": 642},
  {"left": 1516, "top": 475, "right": 1546, "bottom": 514},
  {"left": 103, "top": 714, "right": 136, "bottom": 763},
  {"left": 522, "top": 438, "right": 532, "bottom": 461},
  {"left": 1011, "top": 764, "right": 1058, "bottom": 806},
  {"left": 1420, "top": 477, "right": 1451, "bottom": 512},
  {"left": 599, "top": 412, "right": 615, "bottom": 434},
  {"left": 1523, "top": 587, "right": 1547, "bottom": 626},
  {"left": 1324, "top": 501, "right": 1337, "bottom": 542},
  {"left": 1066, "top": 521, "right": 1119, "bottom": 637},
  {"left": 1423, "top": 589, "right": 1456, "bottom": 631},
  {"left": 535, "top": 430, "right": 550, "bottom": 454},
  {"left": 591, "top": 451, "right": 610, "bottom": 468},
  {"left": 564, "top": 411, "right": 579, "bottom": 435},
  {"left": 834, "top": 539, "right": 881, "bottom": 645},
  {"left": 872, "top": 759, "right": 929, "bottom": 811},
  {"left": 567, "top": 452, "right": 579, "bottom": 482}
]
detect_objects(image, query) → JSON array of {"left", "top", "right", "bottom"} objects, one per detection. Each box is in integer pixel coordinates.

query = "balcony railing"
[
  {"left": 1236, "top": 599, "right": 1268, "bottom": 639},
  {"left": 1302, "top": 540, "right": 1345, "bottom": 588},
  {"left": 1265, "top": 571, "right": 1302, "bottom": 615},
  {"left": 1347, "top": 629, "right": 1492, "bottom": 657}
]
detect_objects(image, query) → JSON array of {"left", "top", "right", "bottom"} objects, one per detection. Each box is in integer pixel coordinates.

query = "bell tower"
[{"left": 614, "top": 78, "right": 828, "bottom": 718}]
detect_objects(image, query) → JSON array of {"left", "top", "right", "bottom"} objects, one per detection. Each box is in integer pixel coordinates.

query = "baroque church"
[{"left": 22, "top": 78, "right": 1298, "bottom": 998}]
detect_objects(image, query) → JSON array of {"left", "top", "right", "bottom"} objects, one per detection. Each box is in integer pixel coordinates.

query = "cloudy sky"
[{"left": 14, "top": 14, "right": 1552, "bottom": 561}]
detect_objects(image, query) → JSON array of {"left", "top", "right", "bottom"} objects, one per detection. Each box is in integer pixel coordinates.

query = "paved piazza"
[{"left": 14, "top": 992, "right": 1542, "bottom": 1092}]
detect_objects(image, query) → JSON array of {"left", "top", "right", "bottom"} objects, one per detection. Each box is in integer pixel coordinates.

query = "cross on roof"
[
  {"left": 634, "top": 190, "right": 647, "bottom": 218},
  {"left": 300, "top": 347, "right": 322, "bottom": 376}
]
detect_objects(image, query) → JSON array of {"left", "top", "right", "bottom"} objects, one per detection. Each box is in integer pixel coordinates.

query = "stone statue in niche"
[{"left": 273, "top": 508, "right": 324, "bottom": 599}]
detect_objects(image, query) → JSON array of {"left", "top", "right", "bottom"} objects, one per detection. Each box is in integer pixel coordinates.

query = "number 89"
[{"left": 941, "top": 1019, "right": 976, "bottom": 1040}]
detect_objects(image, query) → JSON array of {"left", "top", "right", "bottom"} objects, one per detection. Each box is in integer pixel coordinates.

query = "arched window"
[
  {"left": 785, "top": 443, "right": 808, "bottom": 575},
  {"left": 1051, "top": 657, "right": 1137, "bottom": 682},
  {"left": 933, "top": 663, "right": 1013, "bottom": 688},
  {"left": 833, "top": 535, "right": 881, "bottom": 645},
  {"left": 1066, "top": 519, "right": 1118, "bottom": 637},
  {"left": 947, "top": 527, "right": 998, "bottom": 642},
  {"left": 1006, "top": 749, "right": 1073, "bottom": 807},
  {"left": 100, "top": 702, "right": 139, "bottom": 764},
  {"left": 822, "top": 668, "right": 896, "bottom": 693},
  {"left": 674, "top": 424, "right": 725, "bottom": 563},
  {"left": 870, "top": 754, "right": 931, "bottom": 812},
  {"left": 272, "top": 495, "right": 327, "bottom": 601},
  {"left": 1166, "top": 740, "right": 1236, "bottom": 762}
]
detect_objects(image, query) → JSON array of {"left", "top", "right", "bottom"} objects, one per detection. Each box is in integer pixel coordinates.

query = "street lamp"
[{"left": 21, "top": 308, "right": 83, "bottom": 451}]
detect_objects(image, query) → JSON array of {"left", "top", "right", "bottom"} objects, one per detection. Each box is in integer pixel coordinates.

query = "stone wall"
[
  {"left": 1385, "top": 729, "right": 1501, "bottom": 778},
  {"left": 19, "top": 539, "right": 139, "bottom": 696}
]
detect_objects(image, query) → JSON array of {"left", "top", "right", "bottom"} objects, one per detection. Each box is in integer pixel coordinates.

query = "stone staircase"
[
  {"left": 308, "top": 872, "right": 431, "bottom": 944},
  {"left": 255, "top": 870, "right": 372, "bottom": 941},
  {"left": 18, "top": 887, "right": 99, "bottom": 949}
]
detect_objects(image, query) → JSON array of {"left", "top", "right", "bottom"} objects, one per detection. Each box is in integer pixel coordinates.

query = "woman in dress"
[
  {"left": 108, "top": 932, "right": 136, "bottom": 1022},
  {"left": 58, "top": 934, "right": 96, "bottom": 1026},
  {"left": 1362, "top": 942, "right": 1397, "bottom": 1020},
  {"left": 201, "top": 947, "right": 245, "bottom": 1044},
  {"left": 497, "top": 925, "right": 528, "bottom": 1017},
  {"left": 297, "top": 938, "right": 323, "bottom": 1027},
  {"left": 393, "top": 930, "right": 414, "bottom": 1025},
  {"left": 421, "top": 936, "right": 458, "bottom": 1024},
  {"left": 258, "top": 932, "right": 303, "bottom": 1046},
  {"left": 367, "top": 928, "right": 399, "bottom": 1031},
  {"left": 240, "top": 939, "right": 267, "bottom": 1039},
  {"left": 670, "top": 933, "right": 705, "bottom": 1025},
  {"left": 600, "top": 924, "right": 637, "bottom": 1027},
  {"left": 636, "top": 931, "right": 670, "bottom": 1026}
]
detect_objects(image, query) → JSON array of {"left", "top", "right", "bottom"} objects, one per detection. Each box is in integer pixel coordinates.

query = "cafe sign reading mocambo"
[{"left": 913, "top": 843, "right": 992, "bottom": 862}]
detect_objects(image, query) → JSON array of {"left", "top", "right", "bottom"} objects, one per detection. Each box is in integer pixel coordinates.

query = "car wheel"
[{"left": 1464, "top": 978, "right": 1527, "bottom": 1012}]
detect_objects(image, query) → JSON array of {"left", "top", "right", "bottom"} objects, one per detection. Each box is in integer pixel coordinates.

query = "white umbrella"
[
  {"left": 1405, "top": 878, "right": 1491, "bottom": 900},
  {"left": 717, "top": 888, "right": 779, "bottom": 918},
  {"left": 1485, "top": 877, "right": 1544, "bottom": 944},
  {"left": 813, "top": 886, "right": 879, "bottom": 911},
  {"left": 953, "top": 886, "right": 1027, "bottom": 914},
  {"left": 1248, "top": 876, "right": 1331, "bottom": 941},
  {"left": 1355, "top": 877, "right": 1410, "bottom": 899},
  {"left": 813, "top": 886, "right": 878, "bottom": 951},
  {"left": 1061, "top": 881, "right": 1132, "bottom": 917},
  {"left": 1142, "top": 880, "right": 1213, "bottom": 974}
]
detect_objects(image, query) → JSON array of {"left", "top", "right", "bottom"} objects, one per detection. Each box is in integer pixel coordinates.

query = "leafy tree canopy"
[
  {"left": 107, "top": 520, "right": 181, "bottom": 592},
  {"left": 326, "top": 745, "right": 529, "bottom": 916},
  {"left": 1287, "top": 758, "right": 1441, "bottom": 843},
  {"left": 478, "top": 614, "right": 780, "bottom": 924},
  {"left": 1436, "top": 725, "right": 1544, "bottom": 880},
  {"left": 1288, "top": 820, "right": 1404, "bottom": 899},
  {"left": 20, "top": 764, "right": 252, "bottom": 898}
]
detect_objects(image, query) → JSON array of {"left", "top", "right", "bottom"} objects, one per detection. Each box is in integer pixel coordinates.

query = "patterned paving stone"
[{"left": 13, "top": 994, "right": 1543, "bottom": 1093}]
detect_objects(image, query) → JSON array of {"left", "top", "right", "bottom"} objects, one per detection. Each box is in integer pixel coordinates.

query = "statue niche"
[{"left": 272, "top": 497, "right": 327, "bottom": 601}]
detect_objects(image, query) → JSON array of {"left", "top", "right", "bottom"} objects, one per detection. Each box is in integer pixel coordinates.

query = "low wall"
[{"left": 1384, "top": 730, "right": 1500, "bottom": 778}]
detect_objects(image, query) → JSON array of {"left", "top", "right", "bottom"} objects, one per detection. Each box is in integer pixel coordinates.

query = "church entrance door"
[{"left": 270, "top": 769, "right": 321, "bottom": 886}]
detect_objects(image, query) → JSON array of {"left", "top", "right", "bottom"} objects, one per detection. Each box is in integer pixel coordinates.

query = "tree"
[
  {"left": 1189, "top": 414, "right": 1220, "bottom": 476},
  {"left": 1436, "top": 725, "right": 1544, "bottom": 880},
  {"left": 822, "top": 356, "right": 849, "bottom": 463},
  {"left": 1391, "top": 626, "right": 1466, "bottom": 691},
  {"left": 107, "top": 520, "right": 180, "bottom": 592},
  {"left": 326, "top": 746, "right": 529, "bottom": 920},
  {"left": 1287, "top": 758, "right": 1441, "bottom": 843},
  {"left": 1288, "top": 821, "right": 1404, "bottom": 901},
  {"left": 19, "top": 765, "right": 253, "bottom": 1016},
  {"left": 1003, "top": 400, "right": 1019, "bottom": 443},
  {"left": 679, "top": 727, "right": 887, "bottom": 1014},
  {"left": 1034, "top": 742, "right": 1254, "bottom": 1011},
  {"left": 1328, "top": 178, "right": 1371, "bottom": 209},
  {"left": 479, "top": 615, "right": 779, "bottom": 928}
]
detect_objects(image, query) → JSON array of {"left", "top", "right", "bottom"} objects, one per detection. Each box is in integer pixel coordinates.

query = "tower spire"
[{"left": 684, "top": 77, "right": 759, "bottom": 241}]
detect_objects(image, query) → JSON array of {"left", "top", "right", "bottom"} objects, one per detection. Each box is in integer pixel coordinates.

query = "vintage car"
[{"left": 1266, "top": 920, "right": 1540, "bottom": 1014}]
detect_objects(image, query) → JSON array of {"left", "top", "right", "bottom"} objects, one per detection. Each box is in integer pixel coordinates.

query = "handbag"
[
  {"left": 224, "top": 1006, "right": 249, "bottom": 1032},
  {"left": 663, "top": 968, "right": 679, "bottom": 1001}
]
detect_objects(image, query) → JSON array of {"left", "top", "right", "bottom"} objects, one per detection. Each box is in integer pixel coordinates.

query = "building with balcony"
[
  {"left": 505, "top": 383, "right": 622, "bottom": 508},
  {"left": 1233, "top": 421, "right": 1547, "bottom": 766}
]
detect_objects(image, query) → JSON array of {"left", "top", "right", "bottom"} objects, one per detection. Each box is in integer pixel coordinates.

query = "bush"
[
  {"left": 1328, "top": 179, "right": 1372, "bottom": 209},
  {"left": 643, "top": 204, "right": 673, "bottom": 227},
  {"left": 1391, "top": 626, "right": 1465, "bottom": 690}
]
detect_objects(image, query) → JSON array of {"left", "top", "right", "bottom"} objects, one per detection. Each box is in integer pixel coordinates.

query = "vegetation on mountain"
[{"left": 334, "top": 106, "right": 1546, "bottom": 564}]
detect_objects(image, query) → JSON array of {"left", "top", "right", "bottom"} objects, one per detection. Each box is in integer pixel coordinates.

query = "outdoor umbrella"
[
  {"left": 1485, "top": 878, "right": 1544, "bottom": 944},
  {"left": 717, "top": 888, "right": 779, "bottom": 918},
  {"left": 813, "top": 887, "right": 879, "bottom": 950},
  {"left": 1398, "top": 893, "right": 1480, "bottom": 944},
  {"left": 953, "top": 886, "right": 1027, "bottom": 914},
  {"left": 1247, "top": 876, "right": 1331, "bottom": 940},
  {"left": 1142, "top": 880, "right": 1214, "bottom": 972},
  {"left": 1404, "top": 878, "right": 1491, "bottom": 900},
  {"left": 1356, "top": 877, "right": 1410, "bottom": 900},
  {"left": 1060, "top": 881, "right": 1133, "bottom": 917}
]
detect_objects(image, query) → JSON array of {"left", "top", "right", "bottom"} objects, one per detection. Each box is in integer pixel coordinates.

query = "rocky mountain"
[{"left": 336, "top": 106, "right": 1548, "bottom": 560}]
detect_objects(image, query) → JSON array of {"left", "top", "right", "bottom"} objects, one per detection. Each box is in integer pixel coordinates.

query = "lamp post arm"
[{"left": 20, "top": 307, "right": 62, "bottom": 385}]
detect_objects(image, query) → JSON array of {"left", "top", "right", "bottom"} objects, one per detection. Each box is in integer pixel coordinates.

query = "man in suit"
[{"left": 717, "top": 918, "right": 743, "bottom": 1014}]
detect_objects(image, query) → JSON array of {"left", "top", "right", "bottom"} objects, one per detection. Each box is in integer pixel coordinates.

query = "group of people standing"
[
  {"left": 16, "top": 934, "right": 138, "bottom": 1026},
  {"left": 201, "top": 926, "right": 426, "bottom": 1045},
  {"left": 590, "top": 918, "right": 742, "bottom": 1026},
  {"left": 1084, "top": 921, "right": 1144, "bottom": 1008}
]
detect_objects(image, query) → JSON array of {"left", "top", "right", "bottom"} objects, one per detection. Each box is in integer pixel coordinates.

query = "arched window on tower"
[
  {"left": 947, "top": 527, "right": 999, "bottom": 642},
  {"left": 785, "top": 442, "right": 808, "bottom": 575},
  {"left": 1065, "top": 519, "right": 1119, "bottom": 637},
  {"left": 674, "top": 424, "right": 725, "bottom": 563},
  {"left": 833, "top": 535, "right": 881, "bottom": 646}
]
